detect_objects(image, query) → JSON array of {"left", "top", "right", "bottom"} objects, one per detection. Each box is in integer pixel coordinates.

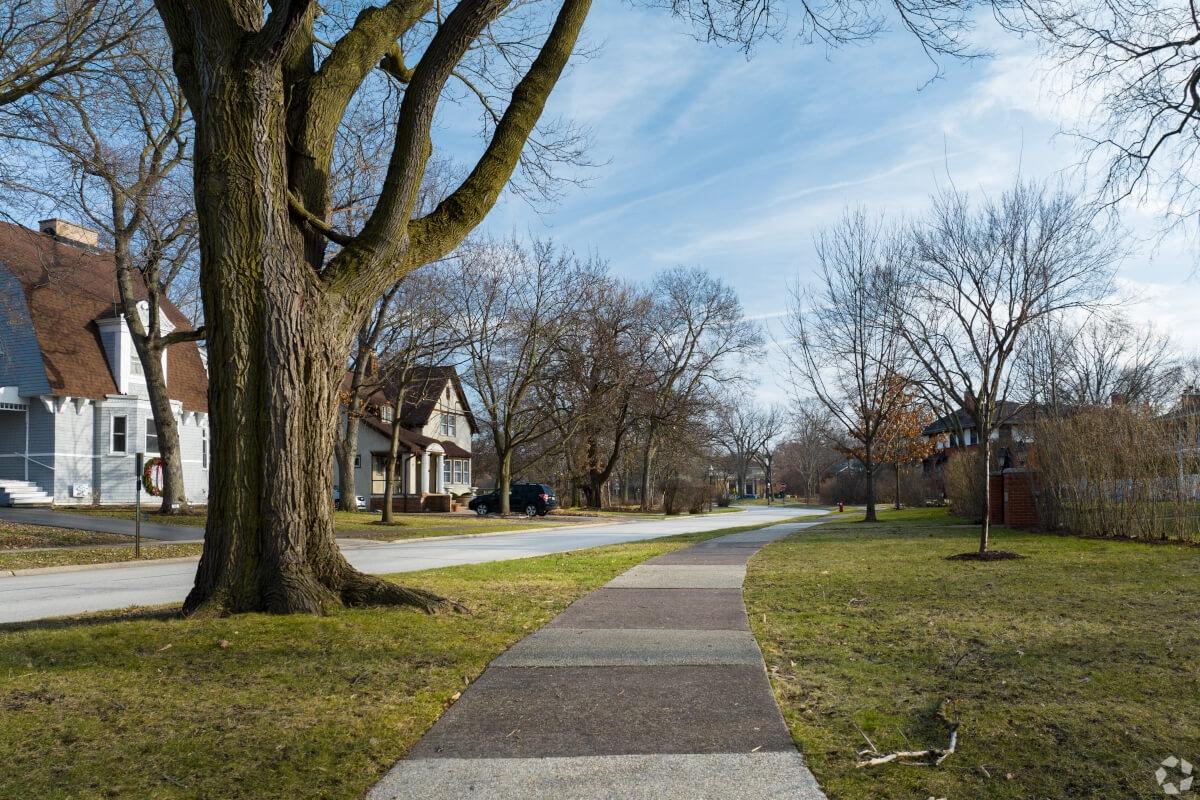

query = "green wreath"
[{"left": 142, "top": 456, "right": 164, "bottom": 497}]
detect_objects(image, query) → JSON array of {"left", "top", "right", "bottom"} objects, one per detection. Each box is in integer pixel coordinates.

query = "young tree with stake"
[{"left": 890, "top": 181, "right": 1118, "bottom": 555}]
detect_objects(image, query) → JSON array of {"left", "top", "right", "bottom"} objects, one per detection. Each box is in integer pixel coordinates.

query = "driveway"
[{"left": 0, "top": 506, "right": 821, "bottom": 624}]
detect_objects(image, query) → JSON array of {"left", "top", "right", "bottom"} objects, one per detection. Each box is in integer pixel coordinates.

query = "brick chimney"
[
  {"left": 1110, "top": 391, "right": 1127, "bottom": 407},
  {"left": 1182, "top": 385, "right": 1200, "bottom": 411},
  {"left": 39, "top": 218, "right": 99, "bottom": 249}
]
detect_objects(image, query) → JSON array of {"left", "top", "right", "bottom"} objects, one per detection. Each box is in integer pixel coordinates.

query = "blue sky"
[{"left": 462, "top": 3, "right": 1200, "bottom": 402}]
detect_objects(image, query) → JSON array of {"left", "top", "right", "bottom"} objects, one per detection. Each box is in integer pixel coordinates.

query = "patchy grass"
[
  {"left": 0, "top": 543, "right": 202, "bottom": 572},
  {"left": 745, "top": 506, "right": 1200, "bottom": 800},
  {"left": 49, "top": 507, "right": 579, "bottom": 538},
  {"left": 0, "top": 518, "right": 790, "bottom": 800},
  {"left": 0, "top": 521, "right": 132, "bottom": 550}
]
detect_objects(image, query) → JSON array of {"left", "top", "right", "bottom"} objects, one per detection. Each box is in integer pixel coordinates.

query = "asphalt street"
[{"left": 0, "top": 506, "right": 820, "bottom": 624}]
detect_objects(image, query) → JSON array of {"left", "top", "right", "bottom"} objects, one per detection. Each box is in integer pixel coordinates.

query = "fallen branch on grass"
[{"left": 855, "top": 700, "right": 959, "bottom": 768}]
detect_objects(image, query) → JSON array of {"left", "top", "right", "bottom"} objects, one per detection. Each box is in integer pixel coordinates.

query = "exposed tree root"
[
  {"left": 340, "top": 572, "right": 470, "bottom": 614},
  {"left": 855, "top": 700, "right": 959, "bottom": 768}
]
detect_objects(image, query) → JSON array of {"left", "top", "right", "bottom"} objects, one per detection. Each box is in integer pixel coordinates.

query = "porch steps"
[{"left": 0, "top": 479, "right": 54, "bottom": 507}]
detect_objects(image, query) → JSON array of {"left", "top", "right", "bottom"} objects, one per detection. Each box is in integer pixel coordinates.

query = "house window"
[
  {"left": 441, "top": 413, "right": 456, "bottom": 437},
  {"left": 442, "top": 458, "right": 451, "bottom": 485},
  {"left": 146, "top": 418, "right": 158, "bottom": 453},
  {"left": 453, "top": 459, "right": 464, "bottom": 484},
  {"left": 130, "top": 355, "right": 144, "bottom": 377},
  {"left": 354, "top": 454, "right": 361, "bottom": 469},
  {"left": 111, "top": 415, "right": 128, "bottom": 453},
  {"left": 372, "top": 455, "right": 388, "bottom": 495},
  {"left": 463, "top": 460, "right": 471, "bottom": 485},
  {"left": 201, "top": 427, "right": 208, "bottom": 469},
  {"left": 381, "top": 404, "right": 394, "bottom": 423}
]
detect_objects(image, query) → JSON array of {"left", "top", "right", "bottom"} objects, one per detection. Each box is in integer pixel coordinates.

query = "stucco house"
[
  {"left": 335, "top": 365, "right": 476, "bottom": 511},
  {"left": 0, "top": 219, "right": 210, "bottom": 506}
]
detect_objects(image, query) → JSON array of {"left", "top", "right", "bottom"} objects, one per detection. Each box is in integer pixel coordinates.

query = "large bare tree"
[
  {"left": 784, "top": 209, "right": 909, "bottom": 522},
  {"left": 136, "top": 0, "right": 594, "bottom": 615},
  {"left": 890, "top": 181, "right": 1118, "bottom": 554},
  {"left": 998, "top": 0, "right": 1200, "bottom": 231},
  {"left": 0, "top": 0, "right": 145, "bottom": 108},
  {"left": 539, "top": 272, "right": 653, "bottom": 509},
  {"left": 451, "top": 238, "right": 586, "bottom": 515},
  {"left": 6, "top": 21, "right": 204, "bottom": 514},
  {"left": 637, "top": 267, "right": 762, "bottom": 510}
]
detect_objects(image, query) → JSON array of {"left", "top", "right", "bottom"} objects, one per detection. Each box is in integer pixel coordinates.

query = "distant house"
[
  {"left": 334, "top": 365, "right": 476, "bottom": 511},
  {"left": 0, "top": 219, "right": 209, "bottom": 506},
  {"left": 921, "top": 400, "right": 1037, "bottom": 492}
]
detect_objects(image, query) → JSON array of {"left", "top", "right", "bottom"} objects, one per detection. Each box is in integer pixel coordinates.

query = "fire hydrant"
[{"left": 838, "top": 501, "right": 844, "bottom": 513}]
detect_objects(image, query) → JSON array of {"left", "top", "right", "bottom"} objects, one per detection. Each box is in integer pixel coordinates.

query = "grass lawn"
[
  {"left": 0, "top": 518, "right": 793, "bottom": 800},
  {"left": 49, "top": 506, "right": 587, "bottom": 538},
  {"left": 745, "top": 506, "right": 1200, "bottom": 800},
  {"left": 0, "top": 522, "right": 202, "bottom": 571}
]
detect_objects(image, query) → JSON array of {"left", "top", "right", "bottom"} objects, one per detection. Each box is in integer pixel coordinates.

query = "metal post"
[{"left": 135, "top": 452, "right": 143, "bottom": 559}]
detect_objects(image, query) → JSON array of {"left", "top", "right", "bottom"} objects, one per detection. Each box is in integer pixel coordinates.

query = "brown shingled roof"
[{"left": 0, "top": 221, "right": 208, "bottom": 411}]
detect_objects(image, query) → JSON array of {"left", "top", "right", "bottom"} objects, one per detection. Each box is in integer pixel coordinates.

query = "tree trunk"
[
  {"left": 337, "top": 412, "right": 361, "bottom": 513},
  {"left": 183, "top": 64, "right": 454, "bottom": 617},
  {"left": 639, "top": 432, "right": 656, "bottom": 512},
  {"left": 894, "top": 463, "right": 902, "bottom": 510},
  {"left": 863, "top": 442, "right": 877, "bottom": 522},
  {"left": 978, "top": 435, "right": 992, "bottom": 554},
  {"left": 497, "top": 448, "right": 512, "bottom": 515},
  {"left": 137, "top": 339, "right": 189, "bottom": 514},
  {"left": 381, "top": 417, "right": 405, "bottom": 524}
]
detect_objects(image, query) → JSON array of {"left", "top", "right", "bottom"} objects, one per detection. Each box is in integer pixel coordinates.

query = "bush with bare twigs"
[
  {"left": 945, "top": 450, "right": 986, "bottom": 522},
  {"left": 1029, "top": 407, "right": 1200, "bottom": 543}
]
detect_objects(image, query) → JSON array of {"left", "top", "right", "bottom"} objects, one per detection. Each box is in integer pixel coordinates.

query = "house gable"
[
  {"left": 0, "top": 221, "right": 207, "bottom": 411},
  {"left": 0, "top": 264, "right": 52, "bottom": 397}
]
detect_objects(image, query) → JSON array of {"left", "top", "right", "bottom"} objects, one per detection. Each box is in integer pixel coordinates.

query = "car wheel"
[
  {"left": 524, "top": 504, "right": 538, "bottom": 517},
  {"left": 475, "top": 504, "right": 489, "bottom": 516},
  {"left": 537, "top": 510, "right": 548, "bottom": 517}
]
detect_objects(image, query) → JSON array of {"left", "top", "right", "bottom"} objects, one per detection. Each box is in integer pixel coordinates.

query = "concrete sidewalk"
[{"left": 368, "top": 520, "right": 827, "bottom": 800}]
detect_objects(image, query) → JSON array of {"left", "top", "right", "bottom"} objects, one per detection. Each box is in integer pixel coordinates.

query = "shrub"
[
  {"left": 1029, "top": 407, "right": 1200, "bottom": 543},
  {"left": 945, "top": 449, "right": 985, "bottom": 522}
]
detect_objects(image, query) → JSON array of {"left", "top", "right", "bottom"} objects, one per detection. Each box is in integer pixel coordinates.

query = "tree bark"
[
  {"left": 181, "top": 60, "right": 455, "bottom": 617},
  {"left": 336, "top": 408, "right": 362, "bottom": 513},
  {"left": 978, "top": 434, "right": 992, "bottom": 554},
  {"left": 894, "top": 463, "right": 902, "bottom": 510},
  {"left": 863, "top": 441, "right": 877, "bottom": 522},
  {"left": 639, "top": 425, "right": 657, "bottom": 512},
  {"left": 496, "top": 447, "right": 512, "bottom": 515},
  {"left": 381, "top": 416, "right": 406, "bottom": 525},
  {"left": 140, "top": 341, "right": 189, "bottom": 514}
]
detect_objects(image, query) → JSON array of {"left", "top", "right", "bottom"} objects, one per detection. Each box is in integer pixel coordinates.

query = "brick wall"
[
  {"left": 1002, "top": 470, "right": 1040, "bottom": 527},
  {"left": 989, "top": 474, "right": 1004, "bottom": 522}
]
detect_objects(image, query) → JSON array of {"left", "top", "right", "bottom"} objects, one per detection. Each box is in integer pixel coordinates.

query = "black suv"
[{"left": 469, "top": 483, "right": 558, "bottom": 517}]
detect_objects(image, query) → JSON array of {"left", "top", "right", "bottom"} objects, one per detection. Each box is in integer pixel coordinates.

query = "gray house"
[{"left": 0, "top": 219, "right": 210, "bottom": 506}]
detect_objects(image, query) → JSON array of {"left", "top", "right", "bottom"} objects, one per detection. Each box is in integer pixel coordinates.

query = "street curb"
[
  {"left": 0, "top": 555, "right": 200, "bottom": 578},
  {"left": 372, "top": 517, "right": 636, "bottom": 545},
  {"left": 0, "top": 519, "right": 633, "bottom": 577}
]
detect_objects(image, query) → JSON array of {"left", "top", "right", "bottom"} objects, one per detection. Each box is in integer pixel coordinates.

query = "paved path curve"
[
  {"left": 369, "top": 520, "right": 827, "bottom": 800},
  {"left": 0, "top": 507, "right": 817, "bottom": 624}
]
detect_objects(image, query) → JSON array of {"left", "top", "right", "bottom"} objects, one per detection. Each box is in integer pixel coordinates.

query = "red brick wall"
[
  {"left": 369, "top": 495, "right": 426, "bottom": 513},
  {"left": 1002, "top": 470, "right": 1040, "bottom": 527},
  {"left": 989, "top": 474, "right": 1005, "bottom": 522}
]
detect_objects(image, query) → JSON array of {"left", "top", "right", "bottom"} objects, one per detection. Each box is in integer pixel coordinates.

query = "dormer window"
[
  {"left": 441, "top": 413, "right": 456, "bottom": 437},
  {"left": 381, "top": 404, "right": 394, "bottom": 423}
]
